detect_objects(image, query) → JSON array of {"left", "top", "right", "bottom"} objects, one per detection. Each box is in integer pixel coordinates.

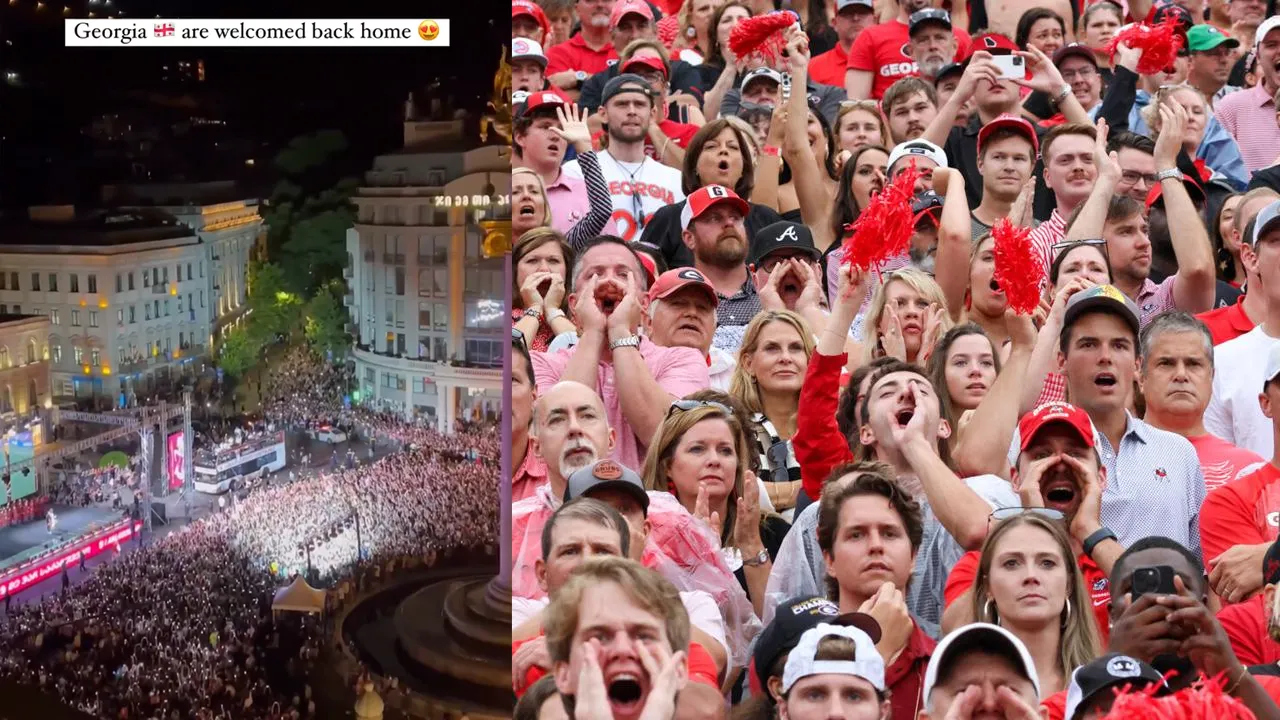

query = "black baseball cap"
[
  {"left": 1064, "top": 653, "right": 1168, "bottom": 720},
  {"left": 602, "top": 73, "right": 654, "bottom": 105},
  {"left": 1062, "top": 284, "right": 1141, "bottom": 340},
  {"left": 748, "top": 221, "right": 821, "bottom": 267},
  {"left": 934, "top": 62, "right": 964, "bottom": 84},
  {"left": 912, "top": 191, "right": 944, "bottom": 226},
  {"left": 908, "top": 8, "right": 951, "bottom": 36},
  {"left": 1263, "top": 536, "right": 1280, "bottom": 586},
  {"left": 564, "top": 458, "right": 650, "bottom": 514},
  {"left": 752, "top": 596, "right": 881, "bottom": 683}
]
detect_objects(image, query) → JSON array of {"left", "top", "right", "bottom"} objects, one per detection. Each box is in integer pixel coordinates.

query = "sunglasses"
[
  {"left": 512, "top": 327, "right": 528, "bottom": 350},
  {"left": 765, "top": 440, "right": 792, "bottom": 484},
  {"left": 1051, "top": 238, "right": 1109, "bottom": 261},
  {"left": 989, "top": 507, "right": 1066, "bottom": 523},
  {"left": 666, "top": 399, "right": 732, "bottom": 419}
]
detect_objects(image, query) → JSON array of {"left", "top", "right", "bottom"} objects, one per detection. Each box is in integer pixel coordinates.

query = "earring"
[
  {"left": 983, "top": 599, "right": 997, "bottom": 624},
  {"left": 687, "top": 26, "right": 697, "bottom": 37},
  {"left": 1062, "top": 598, "right": 1072, "bottom": 628}
]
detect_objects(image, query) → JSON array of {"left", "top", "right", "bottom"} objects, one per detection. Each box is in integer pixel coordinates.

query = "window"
[
  {"left": 384, "top": 265, "right": 395, "bottom": 294},
  {"left": 199, "top": 290, "right": 205, "bottom": 307},
  {"left": 31, "top": 273, "right": 40, "bottom": 291},
  {"left": 395, "top": 267, "right": 405, "bottom": 295},
  {"left": 154, "top": 300, "right": 160, "bottom": 318},
  {"left": 117, "top": 309, "right": 124, "bottom": 326},
  {"left": 9, "top": 272, "right": 17, "bottom": 291},
  {"left": 397, "top": 333, "right": 406, "bottom": 355},
  {"left": 89, "top": 311, "right": 98, "bottom": 328},
  {"left": 162, "top": 267, "right": 168, "bottom": 284},
  {"left": 49, "top": 274, "right": 57, "bottom": 292},
  {"left": 70, "top": 274, "right": 79, "bottom": 293},
  {"left": 186, "top": 263, "right": 192, "bottom": 281},
  {"left": 152, "top": 268, "right": 159, "bottom": 286},
  {"left": 119, "top": 346, "right": 127, "bottom": 366},
  {"left": 129, "top": 306, "right": 136, "bottom": 323},
  {"left": 143, "top": 271, "right": 150, "bottom": 288},
  {"left": 90, "top": 349, "right": 100, "bottom": 367},
  {"left": 26, "top": 340, "right": 36, "bottom": 364},
  {"left": 164, "top": 300, "right": 170, "bottom": 316},
  {"left": 395, "top": 299, "right": 405, "bottom": 328},
  {"left": 128, "top": 272, "right": 134, "bottom": 291},
  {"left": 178, "top": 297, "right": 183, "bottom": 313},
  {"left": 465, "top": 339, "right": 502, "bottom": 368},
  {"left": 145, "top": 305, "right": 152, "bottom": 321},
  {"left": 418, "top": 302, "right": 432, "bottom": 330},
  {"left": 49, "top": 309, "right": 59, "bottom": 325},
  {"left": 434, "top": 303, "right": 447, "bottom": 331},
  {"left": 116, "top": 274, "right": 122, "bottom": 293},
  {"left": 176, "top": 264, "right": 182, "bottom": 283},
  {"left": 0, "top": 274, "right": 6, "bottom": 290},
  {"left": 434, "top": 337, "right": 447, "bottom": 361},
  {"left": 74, "top": 346, "right": 84, "bottom": 365},
  {"left": 88, "top": 274, "right": 97, "bottom": 293},
  {"left": 199, "top": 261, "right": 204, "bottom": 278},
  {"left": 52, "top": 344, "right": 61, "bottom": 364},
  {"left": 71, "top": 310, "right": 81, "bottom": 326},
  {"left": 11, "top": 305, "right": 18, "bottom": 315}
]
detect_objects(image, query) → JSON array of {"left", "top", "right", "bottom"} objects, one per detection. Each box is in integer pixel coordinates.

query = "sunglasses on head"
[
  {"left": 666, "top": 399, "right": 732, "bottom": 419},
  {"left": 989, "top": 507, "right": 1066, "bottom": 523}
]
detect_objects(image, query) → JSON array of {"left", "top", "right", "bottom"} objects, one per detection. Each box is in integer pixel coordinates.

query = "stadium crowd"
[
  {"left": 510, "top": 0, "right": 1280, "bottom": 717},
  {"left": 0, "top": 349, "right": 498, "bottom": 719}
]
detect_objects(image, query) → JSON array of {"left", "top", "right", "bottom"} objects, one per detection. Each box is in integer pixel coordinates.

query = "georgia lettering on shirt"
[
  {"left": 606, "top": 180, "right": 677, "bottom": 241},
  {"left": 881, "top": 59, "right": 919, "bottom": 77}
]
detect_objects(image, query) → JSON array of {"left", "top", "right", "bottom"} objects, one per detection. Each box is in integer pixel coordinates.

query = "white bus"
[{"left": 193, "top": 431, "right": 287, "bottom": 494}]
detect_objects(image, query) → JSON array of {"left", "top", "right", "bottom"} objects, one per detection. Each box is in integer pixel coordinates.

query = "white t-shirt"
[
  {"left": 1206, "top": 325, "right": 1278, "bottom": 459},
  {"left": 562, "top": 150, "right": 684, "bottom": 243},
  {"left": 511, "top": 589, "right": 728, "bottom": 659}
]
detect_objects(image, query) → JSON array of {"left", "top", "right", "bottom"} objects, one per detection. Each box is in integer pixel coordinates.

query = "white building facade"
[
  {"left": 344, "top": 118, "right": 508, "bottom": 430},
  {"left": 0, "top": 203, "right": 259, "bottom": 403}
]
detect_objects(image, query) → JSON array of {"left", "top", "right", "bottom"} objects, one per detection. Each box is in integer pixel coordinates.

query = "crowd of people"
[
  {"left": 0, "top": 348, "right": 499, "bottom": 718},
  {"left": 511, "top": 0, "right": 1280, "bottom": 718}
]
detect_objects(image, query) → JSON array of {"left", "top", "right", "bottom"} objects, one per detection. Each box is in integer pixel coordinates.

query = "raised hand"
[
  {"left": 544, "top": 274, "right": 566, "bottom": 309},
  {"left": 919, "top": 303, "right": 947, "bottom": 363},
  {"left": 1209, "top": 543, "right": 1269, "bottom": 604},
  {"left": 1004, "top": 306, "right": 1038, "bottom": 349},
  {"left": 858, "top": 582, "right": 912, "bottom": 662},
  {"left": 755, "top": 259, "right": 788, "bottom": 311},
  {"left": 693, "top": 481, "right": 723, "bottom": 537},
  {"left": 1093, "top": 118, "right": 1121, "bottom": 185},
  {"left": 637, "top": 644, "right": 688, "bottom": 720},
  {"left": 1013, "top": 45, "right": 1068, "bottom": 96},
  {"left": 1114, "top": 41, "right": 1144, "bottom": 74},
  {"left": 880, "top": 306, "right": 908, "bottom": 361},
  {"left": 795, "top": 260, "right": 826, "bottom": 313},
  {"left": 573, "top": 639, "right": 614, "bottom": 720},
  {"left": 512, "top": 636, "right": 551, "bottom": 692},
  {"left": 1009, "top": 177, "right": 1036, "bottom": 229},
  {"left": 553, "top": 103, "right": 594, "bottom": 153},
  {"left": 1153, "top": 100, "right": 1188, "bottom": 170},
  {"left": 606, "top": 274, "right": 644, "bottom": 342},
  {"left": 520, "top": 271, "right": 550, "bottom": 309},
  {"left": 734, "top": 470, "right": 764, "bottom": 554},
  {"left": 574, "top": 274, "right": 608, "bottom": 336}
]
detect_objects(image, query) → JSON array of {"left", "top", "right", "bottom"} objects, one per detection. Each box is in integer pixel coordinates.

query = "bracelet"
[
  {"left": 545, "top": 308, "right": 567, "bottom": 323},
  {"left": 1052, "top": 84, "right": 1071, "bottom": 107},
  {"left": 1225, "top": 665, "right": 1248, "bottom": 694},
  {"left": 762, "top": 145, "right": 781, "bottom": 157},
  {"left": 521, "top": 306, "right": 543, "bottom": 321}
]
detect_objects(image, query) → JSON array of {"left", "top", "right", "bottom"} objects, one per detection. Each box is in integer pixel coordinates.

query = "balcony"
[
  {"left": 343, "top": 294, "right": 354, "bottom": 307},
  {"left": 343, "top": 266, "right": 354, "bottom": 278},
  {"left": 151, "top": 282, "right": 169, "bottom": 295}
]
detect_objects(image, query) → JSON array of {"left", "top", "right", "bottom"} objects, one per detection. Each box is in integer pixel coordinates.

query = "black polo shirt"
[{"left": 942, "top": 114, "right": 1055, "bottom": 222}]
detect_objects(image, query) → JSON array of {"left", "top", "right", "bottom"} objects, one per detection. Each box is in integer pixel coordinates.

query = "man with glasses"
[
  {"left": 544, "top": 0, "right": 623, "bottom": 94},
  {"left": 942, "top": 402, "right": 1124, "bottom": 637},
  {"left": 748, "top": 221, "right": 831, "bottom": 331},
  {"left": 1107, "top": 131, "right": 1158, "bottom": 203},
  {"left": 1052, "top": 44, "right": 1104, "bottom": 117}
]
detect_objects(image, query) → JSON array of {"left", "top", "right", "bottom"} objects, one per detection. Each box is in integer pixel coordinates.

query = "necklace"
[{"left": 604, "top": 149, "right": 648, "bottom": 227}]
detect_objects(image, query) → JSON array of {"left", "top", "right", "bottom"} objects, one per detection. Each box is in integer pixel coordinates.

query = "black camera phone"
[{"left": 1130, "top": 565, "right": 1177, "bottom": 600}]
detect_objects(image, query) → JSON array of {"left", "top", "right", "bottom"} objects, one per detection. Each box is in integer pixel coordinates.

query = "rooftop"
[{"left": 0, "top": 207, "right": 197, "bottom": 249}]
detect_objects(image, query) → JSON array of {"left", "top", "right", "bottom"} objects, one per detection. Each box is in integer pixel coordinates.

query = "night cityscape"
[{"left": 0, "top": 0, "right": 510, "bottom": 717}]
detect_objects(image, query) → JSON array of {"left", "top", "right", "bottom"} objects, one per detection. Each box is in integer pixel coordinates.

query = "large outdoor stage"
[{"left": 0, "top": 505, "right": 140, "bottom": 600}]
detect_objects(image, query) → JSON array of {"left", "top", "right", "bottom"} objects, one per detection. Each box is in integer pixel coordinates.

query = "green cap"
[{"left": 1187, "top": 24, "right": 1240, "bottom": 52}]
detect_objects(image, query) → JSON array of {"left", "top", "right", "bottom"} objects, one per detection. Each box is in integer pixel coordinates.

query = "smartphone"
[
  {"left": 1129, "top": 565, "right": 1178, "bottom": 600},
  {"left": 781, "top": 72, "right": 792, "bottom": 101},
  {"left": 991, "top": 54, "right": 1025, "bottom": 80}
]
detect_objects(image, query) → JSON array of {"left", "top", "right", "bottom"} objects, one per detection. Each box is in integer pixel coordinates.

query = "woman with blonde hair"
[
  {"left": 969, "top": 511, "right": 1103, "bottom": 696},
  {"left": 512, "top": 228, "right": 578, "bottom": 352},
  {"left": 859, "top": 268, "right": 952, "bottom": 366},
  {"left": 834, "top": 100, "right": 890, "bottom": 155},
  {"left": 641, "top": 399, "right": 790, "bottom": 616},
  {"left": 1141, "top": 85, "right": 1248, "bottom": 191},
  {"left": 728, "top": 310, "right": 815, "bottom": 521}
]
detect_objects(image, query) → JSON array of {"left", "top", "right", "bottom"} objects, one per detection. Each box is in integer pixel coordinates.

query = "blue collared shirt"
[{"left": 1102, "top": 91, "right": 1249, "bottom": 191}]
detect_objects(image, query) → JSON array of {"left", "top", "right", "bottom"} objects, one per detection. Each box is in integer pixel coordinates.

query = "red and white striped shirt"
[{"left": 1028, "top": 208, "right": 1068, "bottom": 276}]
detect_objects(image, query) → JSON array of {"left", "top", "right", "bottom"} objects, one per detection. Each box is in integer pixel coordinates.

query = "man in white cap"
[
  {"left": 887, "top": 138, "right": 948, "bottom": 195},
  {"left": 918, "top": 623, "right": 1043, "bottom": 719},
  {"left": 513, "top": 37, "right": 554, "bottom": 95},
  {"left": 1207, "top": 199, "right": 1280, "bottom": 458},
  {"left": 1215, "top": 17, "right": 1280, "bottom": 174},
  {"left": 777, "top": 623, "right": 891, "bottom": 720}
]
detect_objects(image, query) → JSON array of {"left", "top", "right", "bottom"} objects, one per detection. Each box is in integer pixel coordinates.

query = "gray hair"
[
  {"left": 569, "top": 237, "right": 651, "bottom": 294},
  {"left": 540, "top": 497, "right": 631, "bottom": 563},
  {"left": 1139, "top": 311, "right": 1214, "bottom": 370}
]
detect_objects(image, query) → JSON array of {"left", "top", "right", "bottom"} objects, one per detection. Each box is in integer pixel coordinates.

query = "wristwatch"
[
  {"left": 1155, "top": 168, "right": 1185, "bottom": 183},
  {"left": 521, "top": 306, "right": 543, "bottom": 321},
  {"left": 574, "top": 70, "right": 588, "bottom": 88},
  {"left": 742, "top": 548, "right": 771, "bottom": 567},
  {"left": 1052, "top": 83, "right": 1072, "bottom": 107},
  {"left": 608, "top": 335, "right": 641, "bottom": 351},
  {"left": 1083, "top": 527, "right": 1118, "bottom": 558},
  {"left": 545, "top": 308, "right": 566, "bottom": 322}
]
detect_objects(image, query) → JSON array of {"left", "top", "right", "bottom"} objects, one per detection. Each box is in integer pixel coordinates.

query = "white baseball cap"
[
  {"left": 1256, "top": 16, "right": 1280, "bottom": 47},
  {"left": 512, "top": 37, "right": 548, "bottom": 68},
  {"left": 922, "top": 623, "right": 1041, "bottom": 706},
  {"left": 781, "top": 623, "right": 886, "bottom": 694},
  {"left": 887, "top": 139, "right": 948, "bottom": 176}
]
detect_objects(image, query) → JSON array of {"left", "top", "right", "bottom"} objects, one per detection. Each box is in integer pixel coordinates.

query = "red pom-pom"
[
  {"left": 656, "top": 15, "right": 679, "bottom": 51},
  {"left": 841, "top": 164, "right": 920, "bottom": 272},
  {"left": 991, "top": 218, "right": 1044, "bottom": 314},
  {"left": 728, "top": 12, "right": 796, "bottom": 64},
  {"left": 1101, "top": 675, "right": 1256, "bottom": 720},
  {"left": 1107, "top": 17, "right": 1184, "bottom": 75}
]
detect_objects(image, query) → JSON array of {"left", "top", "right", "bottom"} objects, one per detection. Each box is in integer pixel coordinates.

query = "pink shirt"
[
  {"left": 1215, "top": 83, "right": 1280, "bottom": 175},
  {"left": 545, "top": 170, "right": 592, "bottom": 236},
  {"left": 531, "top": 337, "right": 710, "bottom": 471},
  {"left": 512, "top": 438, "right": 548, "bottom": 504},
  {"left": 1134, "top": 276, "right": 1177, "bottom": 329},
  {"left": 1186, "top": 433, "right": 1266, "bottom": 494}
]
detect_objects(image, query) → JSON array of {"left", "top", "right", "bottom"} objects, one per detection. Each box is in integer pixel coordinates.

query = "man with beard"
[
  {"left": 748, "top": 221, "right": 829, "bottom": 335},
  {"left": 545, "top": 0, "right": 622, "bottom": 93},
  {"left": 512, "top": 380, "right": 619, "bottom": 596},
  {"left": 531, "top": 237, "right": 708, "bottom": 471},
  {"left": 1090, "top": 537, "right": 1280, "bottom": 720},
  {"left": 641, "top": 268, "right": 733, "bottom": 390},
  {"left": 677, "top": 185, "right": 760, "bottom": 354},
  {"left": 942, "top": 401, "right": 1124, "bottom": 639},
  {"left": 845, "top": 0, "right": 971, "bottom": 100},
  {"left": 882, "top": 77, "right": 939, "bottom": 144},
  {"left": 968, "top": 116, "right": 1037, "bottom": 242},
  {"left": 545, "top": 557, "right": 707, "bottom": 720},
  {"left": 576, "top": 6, "right": 706, "bottom": 117},
  {"left": 809, "top": 0, "right": 877, "bottom": 88},
  {"left": 1027, "top": 122, "right": 1100, "bottom": 270},
  {"left": 1063, "top": 103, "right": 1216, "bottom": 324},
  {"left": 513, "top": 332, "right": 549, "bottom": 503},
  {"left": 562, "top": 75, "right": 684, "bottom": 242},
  {"left": 908, "top": 9, "right": 958, "bottom": 83},
  {"left": 1216, "top": 538, "right": 1280, "bottom": 667}
]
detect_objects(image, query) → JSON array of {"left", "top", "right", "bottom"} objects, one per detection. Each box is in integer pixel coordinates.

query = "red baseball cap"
[
  {"left": 622, "top": 53, "right": 668, "bottom": 77},
  {"left": 647, "top": 268, "right": 720, "bottom": 306},
  {"left": 1018, "top": 402, "right": 1097, "bottom": 452},
  {"left": 977, "top": 113, "right": 1040, "bottom": 155},
  {"left": 968, "top": 32, "right": 1018, "bottom": 58},
  {"left": 611, "top": 0, "right": 654, "bottom": 28},
  {"left": 517, "top": 90, "right": 566, "bottom": 117},
  {"left": 680, "top": 184, "right": 750, "bottom": 229},
  {"left": 1144, "top": 174, "right": 1205, "bottom": 210},
  {"left": 512, "top": 0, "right": 551, "bottom": 39}
]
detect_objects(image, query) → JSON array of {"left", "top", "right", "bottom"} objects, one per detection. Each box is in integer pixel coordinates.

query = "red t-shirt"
[
  {"left": 1200, "top": 463, "right": 1280, "bottom": 565},
  {"left": 846, "top": 20, "right": 971, "bottom": 99},
  {"left": 1218, "top": 594, "right": 1280, "bottom": 666},
  {"left": 511, "top": 635, "right": 720, "bottom": 696},
  {"left": 545, "top": 33, "right": 619, "bottom": 76},
  {"left": 1187, "top": 434, "right": 1267, "bottom": 495},
  {"left": 809, "top": 43, "right": 850, "bottom": 88},
  {"left": 1041, "top": 690, "right": 1067, "bottom": 720},
  {"left": 1197, "top": 296, "right": 1256, "bottom": 346},
  {"left": 945, "top": 550, "right": 1112, "bottom": 643}
]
